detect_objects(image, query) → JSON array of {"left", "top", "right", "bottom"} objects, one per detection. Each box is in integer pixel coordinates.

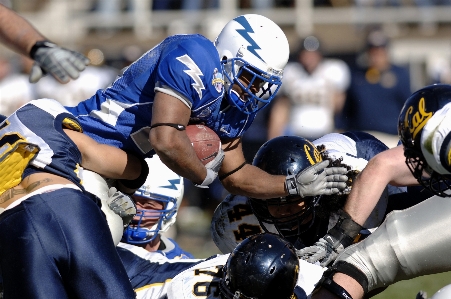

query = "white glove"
[
  {"left": 107, "top": 187, "right": 137, "bottom": 228},
  {"left": 285, "top": 160, "right": 348, "bottom": 197},
  {"left": 195, "top": 148, "right": 225, "bottom": 188},
  {"left": 29, "top": 41, "right": 90, "bottom": 83},
  {"left": 296, "top": 234, "right": 345, "bottom": 267}
]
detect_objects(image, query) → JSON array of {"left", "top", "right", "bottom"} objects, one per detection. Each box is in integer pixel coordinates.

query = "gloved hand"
[
  {"left": 107, "top": 187, "right": 137, "bottom": 228},
  {"left": 296, "top": 234, "right": 345, "bottom": 267},
  {"left": 285, "top": 160, "right": 348, "bottom": 197},
  {"left": 297, "top": 209, "right": 363, "bottom": 267},
  {"left": 195, "top": 148, "right": 225, "bottom": 188},
  {"left": 29, "top": 40, "right": 90, "bottom": 83}
]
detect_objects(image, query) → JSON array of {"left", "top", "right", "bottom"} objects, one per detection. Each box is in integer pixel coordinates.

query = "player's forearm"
[
  {"left": 0, "top": 4, "right": 46, "bottom": 56},
  {"left": 65, "top": 129, "right": 142, "bottom": 180},
  {"left": 221, "top": 164, "right": 287, "bottom": 199},
  {"left": 343, "top": 145, "right": 413, "bottom": 226},
  {"left": 151, "top": 129, "right": 207, "bottom": 185},
  {"left": 311, "top": 273, "right": 364, "bottom": 299}
]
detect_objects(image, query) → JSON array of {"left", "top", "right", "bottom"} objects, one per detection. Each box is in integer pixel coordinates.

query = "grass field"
[{"left": 372, "top": 271, "right": 451, "bottom": 299}]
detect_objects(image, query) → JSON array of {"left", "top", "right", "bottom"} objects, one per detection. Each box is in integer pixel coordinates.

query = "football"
[{"left": 186, "top": 124, "right": 221, "bottom": 165}]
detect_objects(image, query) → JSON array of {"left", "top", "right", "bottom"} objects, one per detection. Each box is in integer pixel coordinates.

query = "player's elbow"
[{"left": 149, "top": 129, "right": 181, "bottom": 160}]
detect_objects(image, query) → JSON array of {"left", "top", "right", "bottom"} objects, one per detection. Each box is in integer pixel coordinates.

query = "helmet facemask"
[
  {"left": 404, "top": 147, "right": 451, "bottom": 197},
  {"left": 249, "top": 195, "right": 319, "bottom": 239},
  {"left": 122, "top": 192, "right": 177, "bottom": 244},
  {"left": 221, "top": 56, "right": 282, "bottom": 115}
]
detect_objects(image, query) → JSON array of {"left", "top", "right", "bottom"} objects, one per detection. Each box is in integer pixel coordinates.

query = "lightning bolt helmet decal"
[{"left": 234, "top": 15, "right": 265, "bottom": 63}]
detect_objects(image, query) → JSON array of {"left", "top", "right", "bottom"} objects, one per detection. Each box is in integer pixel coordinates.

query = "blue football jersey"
[{"left": 67, "top": 34, "right": 256, "bottom": 158}]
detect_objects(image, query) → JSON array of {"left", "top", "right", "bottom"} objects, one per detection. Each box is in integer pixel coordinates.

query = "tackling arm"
[
  {"left": 64, "top": 129, "right": 143, "bottom": 181},
  {"left": 343, "top": 145, "right": 419, "bottom": 226}
]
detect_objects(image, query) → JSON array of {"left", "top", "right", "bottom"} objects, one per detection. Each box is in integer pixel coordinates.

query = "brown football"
[{"left": 186, "top": 124, "right": 221, "bottom": 165}]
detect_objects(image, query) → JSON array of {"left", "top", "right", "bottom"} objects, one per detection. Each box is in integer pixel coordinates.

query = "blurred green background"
[{"left": 372, "top": 272, "right": 451, "bottom": 299}]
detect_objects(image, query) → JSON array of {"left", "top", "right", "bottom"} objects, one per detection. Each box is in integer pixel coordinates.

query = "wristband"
[
  {"left": 29, "top": 40, "right": 57, "bottom": 59},
  {"left": 313, "top": 274, "right": 353, "bottom": 299},
  {"left": 284, "top": 174, "right": 298, "bottom": 195},
  {"left": 119, "top": 158, "right": 149, "bottom": 190},
  {"left": 195, "top": 168, "right": 217, "bottom": 188}
]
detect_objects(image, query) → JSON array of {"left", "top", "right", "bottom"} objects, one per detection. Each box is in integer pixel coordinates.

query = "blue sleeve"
[
  {"left": 116, "top": 247, "right": 199, "bottom": 289},
  {"left": 155, "top": 36, "right": 223, "bottom": 110}
]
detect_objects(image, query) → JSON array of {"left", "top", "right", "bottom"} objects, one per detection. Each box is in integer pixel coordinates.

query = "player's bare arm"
[
  {"left": 0, "top": 4, "right": 45, "bottom": 56},
  {"left": 343, "top": 145, "right": 418, "bottom": 225},
  {"left": 219, "top": 136, "right": 287, "bottom": 199},
  {"left": 64, "top": 129, "right": 142, "bottom": 181},
  {"left": 149, "top": 91, "right": 207, "bottom": 185}
]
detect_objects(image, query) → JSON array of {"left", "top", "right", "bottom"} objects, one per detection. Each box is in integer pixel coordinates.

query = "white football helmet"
[
  {"left": 211, "top": 194, "right": 277, "bottom": 254},
  {"left": 215, "top": 14, "right": 290, "bottom": 114},
  {"left": 122, "top": 155, "right": 184, "bottom": 244}
]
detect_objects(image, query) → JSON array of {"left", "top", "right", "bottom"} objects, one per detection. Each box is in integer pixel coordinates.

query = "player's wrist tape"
[
  {"left": 118, "top": 158, "right": 149, "bottom": 190},
  {"left": 284, "top": 174, "right": 298, "bottom": 195},
  {"left": 195, "top": 168, "right": 217, "bottom": 188},
  {"left": 328, "top": 209, "right": 364, "bottom": 248},
  {"left": 29, "top": 40, "right": 57, "bottom": 59}
]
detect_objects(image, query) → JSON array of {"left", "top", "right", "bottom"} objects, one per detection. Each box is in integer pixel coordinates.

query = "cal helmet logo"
[
  {"left": 304, "top": 142, "right": 322, "bottom": 165},
  {"left": 212, "top": 68, "right": 224, "bottom": 93},
  {"left": 403, "top": 97, "right": 432, "bottom": 140}
]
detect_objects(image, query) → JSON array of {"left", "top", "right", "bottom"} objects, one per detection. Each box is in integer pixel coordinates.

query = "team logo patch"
[{"left": 212, "top": 68, "right": 224, "bottom": 93}]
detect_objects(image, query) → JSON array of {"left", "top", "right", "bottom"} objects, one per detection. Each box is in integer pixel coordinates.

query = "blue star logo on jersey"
[
  {"left": 234, "top": 16, "right": 264, "bottom": 63},
  {"left": 176, "top": 54, "right": 205, "bottom": 99}
]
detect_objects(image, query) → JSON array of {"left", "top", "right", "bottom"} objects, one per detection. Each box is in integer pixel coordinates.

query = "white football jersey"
[{"left": 280, "top": 59, "right": 350, "bottom": 139}]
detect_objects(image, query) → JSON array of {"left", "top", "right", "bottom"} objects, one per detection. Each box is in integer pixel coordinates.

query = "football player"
[
  {"left": 211, "top": 132, "right": 405, "bottom": 259},
  {"left": 119, "top": 154, "right": 194, "bottom": 259},
  {"left": 311, "top": 84, "right": 451, "bottom": 299},
  {"left": 117, "top": 233, "right": 322, "bottom": 299},
  {"left": 0, "top": 98, "right": 146, "bottom": 298},
  {"left": 65, "top": 14, "right": 348, "bottom": 203}
]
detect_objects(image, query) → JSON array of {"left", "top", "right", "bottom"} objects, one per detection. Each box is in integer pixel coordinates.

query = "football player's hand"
[
  {"left": 285, "top": 160, "right": 348, "bottom": 197},
  {"left": 296, "top": 233, "right": 345, "bottom": 267},
  {"left": 29, "top": 41, "right": 90, "bottom": 83},
  {"left": 107, "top": 187, "right": 137, "bottom": 227},
  {"left": 195, "top": 148, "right": 224, "bottom": 188}
]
